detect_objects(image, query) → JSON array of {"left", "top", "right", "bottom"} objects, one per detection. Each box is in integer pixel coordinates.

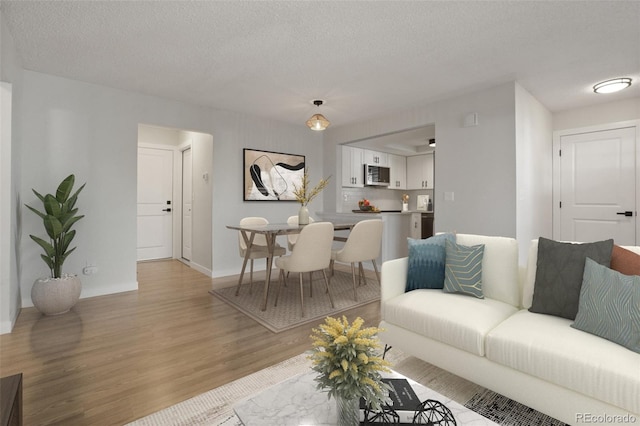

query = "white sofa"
[{"left": 379, "top": 234, "right": 640, "bottom": 426}]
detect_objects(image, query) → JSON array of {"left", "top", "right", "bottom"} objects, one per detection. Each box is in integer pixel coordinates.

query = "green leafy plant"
[
  {"left": 309, "top": 316, "right": 392, "bottom": 410},
  {"left": 25, "top": 174, "right": 85, "bottom": 279}
]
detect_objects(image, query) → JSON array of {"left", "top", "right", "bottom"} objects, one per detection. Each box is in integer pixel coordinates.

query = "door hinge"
[
  {"left": 559, "top": 201, "right": 562, "bottom": 208},
  {"left": 559, "top": 149, "right": 562, "bottom": 157}
]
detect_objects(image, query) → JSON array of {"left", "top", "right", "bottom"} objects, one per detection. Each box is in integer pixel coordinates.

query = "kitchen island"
[{"left": 316, "top": 211, "right": 412, "bottom": 266}]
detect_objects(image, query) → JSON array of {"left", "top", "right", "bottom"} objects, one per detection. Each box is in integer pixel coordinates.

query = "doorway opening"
[{"left": 136, "top": 124, "right": 214, "bottom": 276}]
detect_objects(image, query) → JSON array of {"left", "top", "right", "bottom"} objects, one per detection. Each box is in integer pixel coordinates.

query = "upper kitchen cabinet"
[
  {"left": 389, "top": 154, "right": 407, "bottom": 190},
  {"left": 341, "top": 145, "right": 364, "bottom": 187},
  {"left": 364, "top": 149, "right": 389, "bottom": 167},
  {"left": 407, "top": 153, "right": 434, "bottom": 190}
]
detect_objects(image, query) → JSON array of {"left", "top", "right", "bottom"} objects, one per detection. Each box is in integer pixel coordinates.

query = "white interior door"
[
  {"left": 559, "top": 127, "right": 636, "bottom": 244},
  {"left": 182, "top": 148, "right": 192, "bottom": 261},
  {"left": 137, "top": 147, "right": 173, "bottom": 260}
]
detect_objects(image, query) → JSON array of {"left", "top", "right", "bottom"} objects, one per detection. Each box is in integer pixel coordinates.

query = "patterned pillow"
[
  {"left": 405, "top": 233, "right": 455, "bottom": 292},
  {"left": 529, "top": 237, "right": 613, "bottom": 320},
  {"left": 572, "top": 258, "right": 640, "bottom": 353},
  {"left": 443, "top": 239, "right": 484, "bottom": 299}
]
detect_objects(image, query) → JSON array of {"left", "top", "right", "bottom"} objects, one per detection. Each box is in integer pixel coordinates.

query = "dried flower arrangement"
[{"left": 293, "top": 170, "right": 331, "bottom": 206}]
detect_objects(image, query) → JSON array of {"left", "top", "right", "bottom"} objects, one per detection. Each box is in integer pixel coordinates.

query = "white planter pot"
[{"left": 31, "top": 275, "right": 82, "bottom": 315}]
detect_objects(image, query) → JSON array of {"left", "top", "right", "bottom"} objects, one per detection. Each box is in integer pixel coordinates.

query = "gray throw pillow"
[
  {"left": 443, "top": 239, "right": 484, "bottom": 299},
  {"left": 529, "top": 237, "right": 614, "bottom": 320},
  {"left": 572, "top": 258, "right": 640, "bottom": 353}
]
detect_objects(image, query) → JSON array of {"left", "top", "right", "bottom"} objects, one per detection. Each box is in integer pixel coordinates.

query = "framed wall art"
[{"left": 243, "top": 148, "right": 305, "bottom": 201}]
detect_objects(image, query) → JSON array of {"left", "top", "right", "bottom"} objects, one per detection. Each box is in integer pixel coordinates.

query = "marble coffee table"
[{"left": 233, "top": 369, "right": 498, "bottom": 425}]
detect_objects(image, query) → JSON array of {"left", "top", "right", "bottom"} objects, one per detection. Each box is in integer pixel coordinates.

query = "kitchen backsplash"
[{"left": 340, "top": 188, "right": 434, "bottom": 212}]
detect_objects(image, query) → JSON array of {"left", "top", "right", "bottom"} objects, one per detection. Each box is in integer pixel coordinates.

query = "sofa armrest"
[{"left": 381, "top": 257, "right": 408, "bottom": 304}]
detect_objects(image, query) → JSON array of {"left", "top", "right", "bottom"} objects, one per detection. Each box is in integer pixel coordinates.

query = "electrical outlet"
[{"left": 83, "top": 265, "right": 98, "bottom": 275}]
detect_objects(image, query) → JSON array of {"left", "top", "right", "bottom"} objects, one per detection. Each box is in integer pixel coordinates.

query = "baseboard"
[{"left": 189, "top": 261, "right": 212, "bottom": 277}]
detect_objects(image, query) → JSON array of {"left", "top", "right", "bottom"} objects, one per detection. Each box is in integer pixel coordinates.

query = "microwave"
[{"left": 364, "top": 164, "right": 390, "bottom": 186}]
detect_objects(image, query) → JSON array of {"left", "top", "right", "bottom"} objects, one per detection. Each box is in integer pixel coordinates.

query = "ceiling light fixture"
[
  {"left": 428, "top": 138, "right": 436, "bottom": 147},
  {"left": 593, "top": 78, "right": 632, "bottom": 94},
  {"left": 306, "top": 100, "right": 330, "bottom": 131}
]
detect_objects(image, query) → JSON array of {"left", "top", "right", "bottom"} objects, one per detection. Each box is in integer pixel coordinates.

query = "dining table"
[{"left": 226, "top": 221, "right": 357, "bottom": 311}]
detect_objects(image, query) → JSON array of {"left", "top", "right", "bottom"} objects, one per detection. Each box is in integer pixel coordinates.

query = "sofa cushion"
[
  {"left": 571, "top": 258, "right": 640, "bottom": 353},
  {"left": 383, "top": 289, "right": 518, "bottom": 356},
  {"left": 443, "top": 240, "right": 484, "bottom": 298},
  {"left": 486, "top": 309, "right": 640, "bottom": 415},
  {"left": 405, "top": 233, "right": 455, "bottom": 291},
  {"left": 529, "top": 237, "right": 613, "bottom": 320},
  {"left": 611, "top": 244, "right": 640, "bottom": 276},
  {"left": 455, "top": 234, "right": 520, "bottom": 307}
]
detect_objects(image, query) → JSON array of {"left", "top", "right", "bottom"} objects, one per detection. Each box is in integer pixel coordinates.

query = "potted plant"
[
  {"left": 309, "top": 316, "right": 391, "bottom": 425},
  {"left": 292, "top": 170, "right": 331, "bottom": 225},
  {"left": 26, "top": 174, "right": 86, "bottom": 315}
]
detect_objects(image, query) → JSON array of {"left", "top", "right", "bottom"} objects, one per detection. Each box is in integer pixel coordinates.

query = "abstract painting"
[{"left": 243, "top": 149, "right": 305, "bottom": 201}]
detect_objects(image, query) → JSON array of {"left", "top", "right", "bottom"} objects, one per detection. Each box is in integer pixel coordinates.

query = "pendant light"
[
  {"left": 593, "top": 78, "right": 632, "bottom": 94},
  {"left": 306, "top": 100, "right": 330, "bottom": 131}
]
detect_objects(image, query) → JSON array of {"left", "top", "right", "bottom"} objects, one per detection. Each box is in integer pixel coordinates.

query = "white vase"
[
  {"left": 31, "top": 275, "right": 82, "bottom": 315},
  {"left": 298, "top": 205, "right": 310, "bottom": 225}
]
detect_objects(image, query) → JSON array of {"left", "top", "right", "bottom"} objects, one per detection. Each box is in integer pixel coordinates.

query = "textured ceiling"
[{"left": 1, "top": 1, "right": 639, "bottom": 130}]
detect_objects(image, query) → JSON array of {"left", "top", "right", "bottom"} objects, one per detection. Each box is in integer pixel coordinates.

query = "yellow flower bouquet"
[{"left": 309, "top": 316, "right": 392, "bottom": 414}]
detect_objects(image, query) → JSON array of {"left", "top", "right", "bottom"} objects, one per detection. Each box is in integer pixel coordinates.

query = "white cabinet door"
[
  {"left": 364, "top": 149, "right": 388, "bottom": 166},
  {"left": 389, "top": 154, "right": 406, "bottom": 189},
  {"left": 425, "top": 152, "right": 434, "bottom": 189},
  {"left": 407, "top": 154, "right": 434, "bottom": 190},
  {"left": 341, "top": 146, "right": 364, "bottom": 187}
]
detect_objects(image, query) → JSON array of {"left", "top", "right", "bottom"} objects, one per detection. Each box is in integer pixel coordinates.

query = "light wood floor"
[{"left": 0, "top": 260, "right": 381, "bottom": 425}]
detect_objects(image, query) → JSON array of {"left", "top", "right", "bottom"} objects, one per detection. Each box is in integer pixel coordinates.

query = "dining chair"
[
  {"left": 286, "top": 215, "right": 315, "bottom": 251},
  {"left": 330, "top": 219, "right": 383, "bottom": 301},
  {"left": 236, "top": 216, "right": 286, "bottom": 295},
  {"left": 273, "top": 222, "right": 335, "bottom": 317}
]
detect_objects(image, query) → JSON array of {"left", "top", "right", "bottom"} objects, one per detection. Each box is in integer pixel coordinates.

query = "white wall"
[
  {"left": 515, "top": 83, "right": 553, "bottom": 264},
  {"left": 1, "top": 9, "right": 23, "bottom": 334},
  {"left": 17, "top": 70, "right": 323, "bottom": 308},
  {"left": 327, "top": 82, "right": 519, "bottom": 238},
  {"left": 434, "top": 82, "right": 517, "bottom": 237},
  {"left": 553, "top": 97, "right": 640, "bottom": 131},
  {"left": 190, "top": 131, "right": 213, "bottom": 273}
]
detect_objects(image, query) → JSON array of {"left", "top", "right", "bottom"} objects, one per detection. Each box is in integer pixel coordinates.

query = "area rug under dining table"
[
  {"left": 127, "top": 349, "right": 567, "bottom": 426},
  {"left": 209, "top": 269, "right": 381, "bottom": 333}
]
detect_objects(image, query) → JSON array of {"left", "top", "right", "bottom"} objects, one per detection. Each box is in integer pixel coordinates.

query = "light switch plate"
[{"left": 444, "top": 191, "right": 455, "bottom": 201}]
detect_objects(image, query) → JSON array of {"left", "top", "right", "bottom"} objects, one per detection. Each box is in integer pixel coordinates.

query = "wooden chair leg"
[
  {"left": 249, "top": 259, "right": 255, "bottom": 294},
  {"left": 358, "top": 262, "right": 368, "bottom": 286},
  {"left": 322, "top": 269, "right": 335, "bottom": 308},
  {"left": 350, "top": 262, "right": 358, "bottom": 301},
  {"left": 299, "top": 272, "right": 305, "bottom": 317},
  {"left": 330, "top": 259, "right": 335, "bottom": 276},
  {"left": 274, "top": 269, "right": 286, "bottom": 307},
  {"left": 308, "top": 272, "right": 313, "bottom": 298},
  {"left": 372, "top": 259, "right": 380, "bottom": 284},
  {"left": 235, "top": 255, "right": 250, "bottom": 296}
]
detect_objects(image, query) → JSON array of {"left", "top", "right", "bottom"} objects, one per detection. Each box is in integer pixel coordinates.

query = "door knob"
[
  {"left": 162, "top": 208, "right": 172, "bottom": 212},
  {"left": 616, "top": 211, "right": 633, "bottom": 217}
]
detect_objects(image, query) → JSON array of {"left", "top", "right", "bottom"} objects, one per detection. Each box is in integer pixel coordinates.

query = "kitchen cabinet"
[
  {"left": 364, "top": 149, "right": 388, "bottom": 167},
  {"left": 341, "top": 145, "right": 364, "bottom": 187},
  {"left": 407, "top": 153, "right": 434, "bottom": 190},
  {"left": 389, "top": 154, "right": 406, "bottom": 190}
]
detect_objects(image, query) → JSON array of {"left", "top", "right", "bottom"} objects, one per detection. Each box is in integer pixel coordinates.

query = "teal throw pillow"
[
  {"left": 405, "top": 233, "right": 455, "bottom": 292},
  {"left": 571, "top": 258, "right": 640, "bottom": 353},
  {"left": 443, "top": 239, "right": 484, "bottom": 299}
]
